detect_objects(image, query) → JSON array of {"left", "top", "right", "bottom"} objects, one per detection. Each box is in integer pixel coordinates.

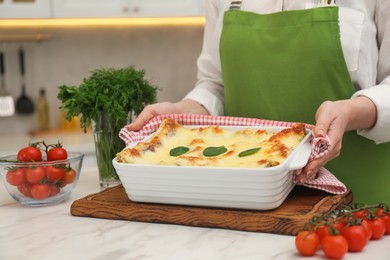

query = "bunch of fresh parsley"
[{"left": 58, "top": 66, "right": 158, "bottom": 132}]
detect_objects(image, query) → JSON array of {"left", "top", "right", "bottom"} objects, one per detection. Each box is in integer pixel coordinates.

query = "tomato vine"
[{"left": 295, "top": 202, "right": 390, "bottom": 259}]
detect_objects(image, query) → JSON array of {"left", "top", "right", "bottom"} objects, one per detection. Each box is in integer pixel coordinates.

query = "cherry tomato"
[
  {"left": 331, "top": 219, "right": 347, "bottom": 234},
  {"left": 314, "top": 219, "right": 346, "bottom": 243},
  {"left": 6, "top": 168, "right": 26, "bottom": 186},
  {"left": 17, "top": 146, "right": 42, "bottom": 162},
  {"left": 62, "top": 168, "right": 76, "bottom": 184},
  {"left": 47, "top": 147, "right": 68, "bottom": 161},
  {"left": 17, "top": 183, "right": 33, "bottom": 197},
  {"left": 25, "top": 166, "right": 46, "bottom": 184},
  {"left": 341, "top": 225, "right": 368, "bottom": 252},
  {"left": 353, "top": 209, "right": 369, "bottom": 219},
  {"left": 368, "top": 218, "right": 386, "bottom": 240},
  {"left": 49, "top": 184, "right": 61, "bottom": 196},
  {"left": 375, "top": 208, "right": 390, "bottom": 235},
  {"left": 45, "top": 165, "right": 65, "bottom": 182},
  {"left": 31, "top": 183, "right": 50, "bottom": 200},
  {"left": 361, "top": 219, "right": 373, "bottom": 242},
  {"left": 315, "top": 224, "right": 330, "bottom": 242},
  {"left": 295, "top": 231, "right": 320, "bottom": 256},
  {"left": 321, "top": 235, "right": 348, "bottom": 259}
]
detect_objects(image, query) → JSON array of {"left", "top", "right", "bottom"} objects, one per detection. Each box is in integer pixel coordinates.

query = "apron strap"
[{"left": 229, "top": 0, "right": 242, "bottom": 10}]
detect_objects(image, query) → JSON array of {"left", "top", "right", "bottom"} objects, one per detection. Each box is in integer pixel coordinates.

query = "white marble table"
[{"left": 1, "top": 168, "right": 389, "bottom": 260}]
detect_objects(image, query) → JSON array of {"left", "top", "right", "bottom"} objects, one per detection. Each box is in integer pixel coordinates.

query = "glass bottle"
[{"left": 37, "top": 88, "right": 50, "bottom": 131}]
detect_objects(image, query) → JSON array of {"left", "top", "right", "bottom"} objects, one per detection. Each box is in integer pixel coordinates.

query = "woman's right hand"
[{"left": 126, "top": 99, "right": 210, "bottom": 131}]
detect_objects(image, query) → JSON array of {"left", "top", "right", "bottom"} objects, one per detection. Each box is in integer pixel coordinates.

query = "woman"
[{"left": 128, "top": 0, "right": 390, "bottom": 204}]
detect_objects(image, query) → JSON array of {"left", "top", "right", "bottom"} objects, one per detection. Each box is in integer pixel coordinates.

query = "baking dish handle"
[{"left": 287, "top": 140, "right": 312, "bottom": 171}]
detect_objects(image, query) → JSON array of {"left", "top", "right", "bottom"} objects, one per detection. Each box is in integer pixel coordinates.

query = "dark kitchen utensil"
[
  {"left": 15, "top": 47, "right": 35, "bottom": 115},
  {"left": 0, "top": 51, "right": 15, "bottom": 117}
]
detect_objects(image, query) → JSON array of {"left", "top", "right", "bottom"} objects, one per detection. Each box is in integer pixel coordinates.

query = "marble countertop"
[{"left": 1, "top": 168, "right": 390, "bottom": 260}]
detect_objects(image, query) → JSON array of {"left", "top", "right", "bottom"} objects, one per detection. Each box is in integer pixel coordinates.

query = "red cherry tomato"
[
  {"left": 369, "top": 218, "right": 386, "bottom": 240},
  {"left": 321, "top": 235, "right": 348, "bottom": 259},
  {"left": 31, "top": 183, "right": 50, "bottom": 200},
  {"left": 25, "top": 166, "right": 45, "bottom": 184},
  {"left": 315, "top": 224, "right": 330, "bottom": 242},
  {"left": 62, "top": 169, "right": 76, "bottom": 184},
  {"left": 45, "top": 165, "right": 65, "bottom": 182},
  {"left": 47, "top": 147, "right": 68, "bottom": 161},
  {"left": 341, "top": 225, "right": 368, "bottom": 252},
  {"left": 361, "top": 219, "right": 373, "bottom": 242},
  {"left": 331, "top": 219, "right": 347, "bottom": 233},
  {"left": 17, "top": 183, "right": 33, "bottom": 197},
  {"left": 6, "top": 168, "right": 26, "bottom": 186},
  {"left": 375, "top": 208, "right": 390, "bottom": 235},
  {"left": 295, "top": 231, "right": 320, "bottom": 256},
  {"left": 17, "top": 146, "right": 42, "bottom": 162},
  {"left": 353, "top": 209, "right": 369, "bottom": 219},
  {"left": 49, "top": 184, "right": 61, "bottom": 196}
]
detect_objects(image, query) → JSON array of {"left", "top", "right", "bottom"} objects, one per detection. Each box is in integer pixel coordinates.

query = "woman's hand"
[
  {"left": 297, "top": 96, "right": 377, "bottom": 183},
  {"left": 126, "top": 99, "right": 209, "bottom": 131},
  {"left": 297, "top": 101, "right": 349, "bottom": 183}
]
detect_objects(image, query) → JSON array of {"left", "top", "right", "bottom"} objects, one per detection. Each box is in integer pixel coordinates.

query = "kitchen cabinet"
[
  {"left": 0, "top": 0, "right": 51, "bottom": 18},
  {"left": 128, "top": 0, "right": 205, "bottom": 17},
  {"left": 52, "top": 0, "right": 205, "bottom": 18},
  {"left": 0, "top": 0, "right": 205, "bottom": 19},
  {"left": 52, "top": 0, "right": 130, "bottom": 18}
]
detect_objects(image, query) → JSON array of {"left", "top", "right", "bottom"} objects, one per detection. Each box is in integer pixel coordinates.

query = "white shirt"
[{"left": 184, "top": 0, "right": 390, "bottom": 144}]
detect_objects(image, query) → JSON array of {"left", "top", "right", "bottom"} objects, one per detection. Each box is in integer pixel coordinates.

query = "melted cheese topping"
[{"left": 116, "top": 118, "right": 306, "bottom": 168}]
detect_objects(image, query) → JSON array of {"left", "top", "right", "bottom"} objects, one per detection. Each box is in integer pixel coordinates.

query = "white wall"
[{"left": 0, "top": 25, "right": 204, "bottom": 135}]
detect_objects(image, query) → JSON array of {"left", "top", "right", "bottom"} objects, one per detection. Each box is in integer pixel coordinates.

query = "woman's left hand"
[
  {"left": 297, "top": 96, "right": 377, "bottom": 183},
  {"left": 297, "top": 100, "right": 350, "bottom": 183}
]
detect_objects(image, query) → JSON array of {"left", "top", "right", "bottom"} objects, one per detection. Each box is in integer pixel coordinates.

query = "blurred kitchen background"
[
  {"left": 0, "top": 0, "right": 205, "bottom": 135},
  {"left": 0, "top": 0, "right": 205, "bottom": 169}
]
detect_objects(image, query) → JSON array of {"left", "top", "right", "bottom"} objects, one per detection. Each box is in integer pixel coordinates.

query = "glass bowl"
[{"left": 0, "top": 152, "right": 84, "bottom": 206}]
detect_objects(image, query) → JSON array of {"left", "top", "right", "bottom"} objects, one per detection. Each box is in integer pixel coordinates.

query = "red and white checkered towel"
[{"left": 119, "top": 114, "right": 347, "bottom": 195}]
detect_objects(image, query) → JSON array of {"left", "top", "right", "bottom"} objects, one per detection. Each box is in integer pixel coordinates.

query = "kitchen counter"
[{"left": 1, "top": 168, "right": 390, "bottom": 260}]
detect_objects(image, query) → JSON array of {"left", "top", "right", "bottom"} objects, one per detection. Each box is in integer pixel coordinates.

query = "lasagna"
[{"left": 116, "top": 118, "right": 306, "bottom": 168}]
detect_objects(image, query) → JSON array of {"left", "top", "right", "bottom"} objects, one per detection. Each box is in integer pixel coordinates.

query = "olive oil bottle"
[{"left": 37, "top": 88, "right": 50, "bottom": 131}]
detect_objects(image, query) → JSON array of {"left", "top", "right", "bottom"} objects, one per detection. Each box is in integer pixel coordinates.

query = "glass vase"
[{"left": 92, "top": 111, "right": 126, "bottom": 189}]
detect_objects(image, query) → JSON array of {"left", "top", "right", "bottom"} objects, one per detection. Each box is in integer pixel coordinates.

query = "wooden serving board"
[{"left": 70, "top": 185, "right": 352, "bottom": 236}]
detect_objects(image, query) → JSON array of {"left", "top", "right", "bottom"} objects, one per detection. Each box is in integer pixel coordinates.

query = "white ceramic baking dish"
[{"left": 113, "top": 125, "right": 313, "bottom": 210}]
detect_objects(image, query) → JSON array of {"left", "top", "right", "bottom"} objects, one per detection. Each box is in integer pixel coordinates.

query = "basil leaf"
[
  {"left": 238, "top": 147, "right": 261, "bottom": 157},
  {"left": 170, "top": 146, "right": 190, "bottom": 157},
  {"left": 203, "top": 146, "right": 227, "bottom": 157}
]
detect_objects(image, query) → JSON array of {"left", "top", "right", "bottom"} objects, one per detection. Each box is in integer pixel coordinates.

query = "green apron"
[{"left": 220, "top": 5, "right": 390, "bottom": 204}]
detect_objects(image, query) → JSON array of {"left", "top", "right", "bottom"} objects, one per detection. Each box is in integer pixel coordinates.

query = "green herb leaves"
[
  {"left": 58, "top": 66, "right": 158, "bottom": 132},
  {"left": 170, "top": 146, "right": 190, "bottom": 157},
  {"left": 203, "top": 146, "right": 227, "bottom": 157},
  {"left": 169, "top": 146, "right": 261, "bottom": 158},
  {"left": 238, "top": 147, "right": 261, "bottom": 157},
  {"left": 170, "top": 146, "right": 228, "bottom": 157}
]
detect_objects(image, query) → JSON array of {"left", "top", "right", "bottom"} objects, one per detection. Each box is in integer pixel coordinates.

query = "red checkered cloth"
[{"left": 119, "top": 114, "right": 347, "bottom": 195}]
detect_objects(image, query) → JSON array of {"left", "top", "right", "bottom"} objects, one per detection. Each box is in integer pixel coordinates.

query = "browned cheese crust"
[{"left": 116, "top": 118, "right": 306, "bottom": 168}]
